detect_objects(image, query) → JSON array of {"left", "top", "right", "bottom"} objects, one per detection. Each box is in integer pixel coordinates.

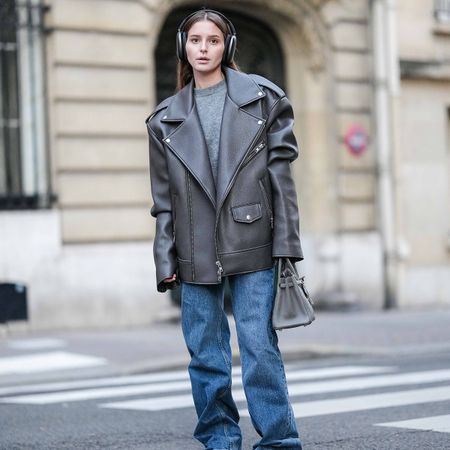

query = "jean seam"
[
  {"left": 214, "top": 398, "right": 230, "bottom": 446},
  {"left": 216, "top": 300, "right": 232, "bottom": 379},
  {"left": 267, "top": 319, "right": 293, "bottom": 437},
  {"left": 216, "top": 299, "right": 232, "bottom": 446},
  {"left": 270, "top": 266, "right": 292, "bottom": 435},
  {"left": 279, "top": 353, "right": 294, "bottom": 436}
]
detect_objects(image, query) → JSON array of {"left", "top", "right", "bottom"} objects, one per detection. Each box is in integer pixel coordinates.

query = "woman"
[{"left": 146, "top": 8, "right": 305, "bottom": 450}]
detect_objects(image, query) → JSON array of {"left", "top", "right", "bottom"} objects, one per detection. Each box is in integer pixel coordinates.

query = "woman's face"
[{"left": 185, "top": 19, "right": 225, "bottom": 76}]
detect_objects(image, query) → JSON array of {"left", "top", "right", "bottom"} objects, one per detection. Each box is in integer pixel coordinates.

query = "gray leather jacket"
[{"left": 146, "top": 66, "right": 304, "bottom": 293}]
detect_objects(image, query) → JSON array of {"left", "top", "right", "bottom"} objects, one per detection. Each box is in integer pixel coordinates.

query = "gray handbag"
[{"left": 272, "top": 258, "right": 315, "bottom": 330}]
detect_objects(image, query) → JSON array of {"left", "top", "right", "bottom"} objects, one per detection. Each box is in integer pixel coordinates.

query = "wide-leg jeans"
[{"left": 180, "top": 263, "right": 303, "bottom": 450}]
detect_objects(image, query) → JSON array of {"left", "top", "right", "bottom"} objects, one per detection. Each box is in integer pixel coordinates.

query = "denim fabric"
[{"left": 180, "top": 263, "right": 303, "bottom": 450}]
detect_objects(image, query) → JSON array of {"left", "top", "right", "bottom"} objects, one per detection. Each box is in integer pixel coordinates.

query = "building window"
[
  {"left": 0, "top": 0, "right": 52, "bottom": 210},
  {"left": 434, "top": 0, "right": 450, "bottom": 23}
]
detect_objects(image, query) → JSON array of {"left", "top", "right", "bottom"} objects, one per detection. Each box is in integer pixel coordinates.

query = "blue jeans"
[{"left": 180, "top": 263, "right": 303, "bottom": 450}]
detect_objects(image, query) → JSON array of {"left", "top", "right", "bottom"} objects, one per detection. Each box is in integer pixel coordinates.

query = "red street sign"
[{"left": 344, "top": 124, "right": 368, "bottom": 156}]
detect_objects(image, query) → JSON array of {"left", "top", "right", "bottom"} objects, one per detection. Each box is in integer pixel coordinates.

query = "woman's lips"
[{"left": 197, "top": 58, "right": 210, "bottom": 63}]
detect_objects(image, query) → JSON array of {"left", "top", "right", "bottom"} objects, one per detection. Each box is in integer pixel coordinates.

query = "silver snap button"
[
  {"left": 163, "top": 115, "right": 167, "bottom": 119},
  {"left": 257, "top": 120, "right": 263, "bottom": 125},
  {"left": 165, "top": 138, "right": 170, "bottom": 143},
  {"left": 246, "top": 214, "right": 251, "bottom": 220},
  {"left": 258, "top": 91, "right": 263, "bottom": 96}
]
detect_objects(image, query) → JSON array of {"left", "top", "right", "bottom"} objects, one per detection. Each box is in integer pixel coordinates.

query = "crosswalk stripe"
[
  {"left": 0, "top": 369, "right": 191, "bottom": 397},
  {"left": 0, "top": 380, "right": 194, "bottom": 404},
  {"left": 285, "top": 368, "right": 450, "bottom": 396},
  {"left": 374, "top": 414, "right": 450, "bottom": 433},
  {"left": 276, "top": 386, "right": 450, "bottom": 418},
  {"left": 98, "top": 368, "right": 450, "bottom": 412},
  {"left": 0, "top": 365, "right": 393, "bottom": 397},
  {"left": 286, "top": 365, "right": 395, "bottom": 381},
  {"left": 101, "top": 393, "right": 195, "bottom": 411},
  {"left": 0, "top": 352, "right": 107, "bottom": 375}
]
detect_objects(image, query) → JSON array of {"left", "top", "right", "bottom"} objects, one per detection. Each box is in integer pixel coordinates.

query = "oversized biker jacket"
[{"left": 146, "top": 65, "right": 304, "bottom": 293}]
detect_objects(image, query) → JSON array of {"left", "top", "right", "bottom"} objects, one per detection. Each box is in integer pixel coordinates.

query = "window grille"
[
  {"left": 0, "top": 0, "right": 52, "bottom": 210},
  {"left": 434, "top": 0, "right": 450, "bottom": 22}
]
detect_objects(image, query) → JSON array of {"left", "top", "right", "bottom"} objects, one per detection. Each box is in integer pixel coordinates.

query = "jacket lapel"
[
  {"left": 215, "top": 93, "right": 266, "bottom": 211},
  {"left": 160, "top": 83, "right": 217, "bottom": 207},
  {"left": 160, "top": 66, "right": 266, "bottom": 210}
]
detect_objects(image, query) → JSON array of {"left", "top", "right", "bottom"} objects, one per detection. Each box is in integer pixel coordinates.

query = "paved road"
[
  {"left": 1, "top": 351, "right": 450, "bottom": 449},
  {"left": 1, "top": 308, "right": 450, "bottom": 449},
  {"left": 2, "top": 308, "right": 450, "bottom": 386}
]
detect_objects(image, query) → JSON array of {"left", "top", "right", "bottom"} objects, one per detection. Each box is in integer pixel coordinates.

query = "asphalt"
[{"left": 1, "top": 305, "right": 450, "bottom": 386}]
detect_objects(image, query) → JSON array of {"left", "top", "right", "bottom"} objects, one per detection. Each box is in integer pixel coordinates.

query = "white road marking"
[
  {"left": 99, "top": 368, "right": 450, "bottom": 412},
  {"left": 0, "top": 366, "right": 394, "bottom": 400},
  {"left": 283, "top": 368, "right": 450, "bottom": 396},
  {"left": 101, "top": 393, "right": 195, "bottom": 411},
  {"left": 7, "top": 338, "right": 66, "bottom": 350},
  {"left": 239, "top": 386, "right": 450, "bottom": 418},
  {"left": 0, "top": 351, "right": 107, "bottom": 375},
  {"left": 0, "top": 365, "right": 393, "bottom": 397},
  {"left": 0, "top": 369, "right": 189, "bottom": 396},
  {"left": 375, "top": 414, "right": 450, "bottom": 433},
  {"left": 0, "top": 380, "right": 194, "bottom": 404},
  {"left": 286, "top": 365, "right": 396, "bottom": 381}
]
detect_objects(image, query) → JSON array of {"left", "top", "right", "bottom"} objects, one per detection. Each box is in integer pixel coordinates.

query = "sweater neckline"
[{"left": 194, "top": 78, "right": 226, "bottom": 97}]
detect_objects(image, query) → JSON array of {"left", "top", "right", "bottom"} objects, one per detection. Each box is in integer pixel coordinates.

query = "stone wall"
[
  {"left": 46, "top": 0, "right": 154, "bottom": 243},
  {"left": 395, "top": 0, "right": 450, "bottom": 306}
]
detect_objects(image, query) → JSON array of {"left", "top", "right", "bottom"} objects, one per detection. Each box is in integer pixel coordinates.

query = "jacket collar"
[
  {"left": 160, "top": 66, "right": 267, "bottom": 211},
  {"left": 161, "top": 66, "right": 266, "bottom": 122}
]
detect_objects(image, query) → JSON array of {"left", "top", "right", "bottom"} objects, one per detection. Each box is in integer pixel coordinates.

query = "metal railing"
[
  {"left": 0, "top": 0, "right": 52, "bottom": 210},
  {"left": 434, "top": 0, "right": 450, "bottom": 22}
]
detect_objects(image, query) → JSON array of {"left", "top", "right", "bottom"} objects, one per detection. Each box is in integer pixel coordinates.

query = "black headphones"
[{"left": 176, "top": 8, "right": 237, "bottom": 64}]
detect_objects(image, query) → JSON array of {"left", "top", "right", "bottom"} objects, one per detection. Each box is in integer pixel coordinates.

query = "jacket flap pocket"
[{"left": 231, "top": 203, "right": 262, "bottom": 223}]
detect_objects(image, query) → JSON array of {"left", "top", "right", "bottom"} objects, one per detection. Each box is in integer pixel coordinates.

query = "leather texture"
[{"left": 146, "top": 66, "right": 304, "bottom": 292}]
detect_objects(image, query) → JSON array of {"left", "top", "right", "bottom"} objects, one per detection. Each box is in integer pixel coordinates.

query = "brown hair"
[{"left": 175, "top": 10, "right": 240, "bottom": 92}]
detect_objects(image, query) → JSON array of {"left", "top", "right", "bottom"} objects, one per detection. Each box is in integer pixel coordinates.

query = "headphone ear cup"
[
  {"left": 227, "top": 34, "right": 237, "bottom": 64},
  {"left": 222, "top": 35, "right": 231, "bottom": 64},
  {"left": 222, "top": 34, "right": 237, "bottom": 64},
  {"left": 176, "top": 31, "right": 187, "bottom": 61}
]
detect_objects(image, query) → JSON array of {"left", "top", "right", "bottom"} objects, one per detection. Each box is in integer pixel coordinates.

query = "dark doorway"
[{"left": 154, "top": 5, "right": 286, "bottom": 103}]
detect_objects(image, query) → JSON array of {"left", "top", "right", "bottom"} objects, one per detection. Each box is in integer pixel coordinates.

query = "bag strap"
[
  {"left": 284, "top": 258, "right": 298, "bottom": 276},
  {"left": 276, "top": 257, "right": 313, "bottom": 303},
  {"left": 276, "top": 258, "right": 297, "bottom": 278}
]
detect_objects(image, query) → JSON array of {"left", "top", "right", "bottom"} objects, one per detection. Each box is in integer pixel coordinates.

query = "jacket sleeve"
[
  {"left": 266, "top": 95, "right": 304, "bottom": 263},
  {"left": 147, "top": 121, "right": 179, "bottom": 293}
]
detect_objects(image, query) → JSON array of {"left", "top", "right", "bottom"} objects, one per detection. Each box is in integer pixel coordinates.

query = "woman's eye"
[{"left": 190, "top": 38, "right": 198, "bottom": 43}]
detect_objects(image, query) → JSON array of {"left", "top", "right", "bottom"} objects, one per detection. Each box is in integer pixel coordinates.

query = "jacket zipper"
[
  {"left": 240, "top": 140, "right": 266, "bottom": 169},
  {"left": 215, "top": 260, "right": 223, "bottom": 282},
  {"left": 172, "top": 193, "right": 177, "bottom": 243},
  {"left": 186, "top": 172, "right": 195, "bottom": 280},
  {"left": 214, "top": 123, "right": 266, "bottom": 282},
  {"left": 259, "top": 178, "right": 274, "bottom": 229}
]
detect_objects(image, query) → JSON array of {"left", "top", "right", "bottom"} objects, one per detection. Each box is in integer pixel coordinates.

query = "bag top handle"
[{"left": 277, "top": 257, "right": 299, "bottom": 278}]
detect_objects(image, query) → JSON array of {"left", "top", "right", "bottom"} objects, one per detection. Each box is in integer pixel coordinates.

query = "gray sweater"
[{"left": 194, "top": 78, "right": 227, "bottom": 186}]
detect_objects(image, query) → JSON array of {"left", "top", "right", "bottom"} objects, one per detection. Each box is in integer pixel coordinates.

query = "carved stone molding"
[{"left": 299, "top": 13, "right": 328, "bottom": 72}]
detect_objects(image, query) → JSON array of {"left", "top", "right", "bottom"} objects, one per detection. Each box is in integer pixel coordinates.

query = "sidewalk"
[{"left": 1, "top": 306, "right": 450, "bottom": 386}]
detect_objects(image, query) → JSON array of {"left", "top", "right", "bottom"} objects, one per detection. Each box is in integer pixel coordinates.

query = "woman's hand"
[{"left": 163, "top": 274, "right": 177, "bottom": 283}]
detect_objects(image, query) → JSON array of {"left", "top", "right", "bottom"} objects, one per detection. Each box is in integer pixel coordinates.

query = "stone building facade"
[{"left": 0, "top": 0, "right": 448, "bottom": 329}]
